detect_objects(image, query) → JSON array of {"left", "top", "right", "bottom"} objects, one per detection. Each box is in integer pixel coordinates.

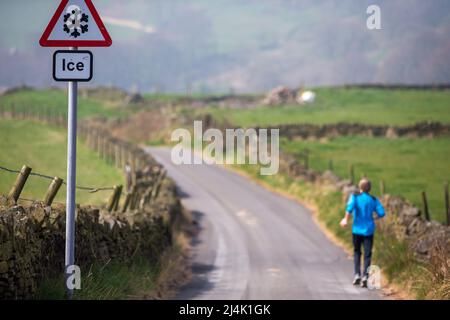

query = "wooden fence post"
[
  {"left": 113, "top": 185, "right": 123, "bottom": 211},
  {"left": 104, "top": 137, "right": 110, "bottom": 162},
  {"left": 92, "top": 128, "right": 97, "bottom": 150},
  {"left": 121, "top": 192, "right": 132, "bottom": 213},
  {"left": 380, "top": 180, "right": 385, "bottom": 196},
  {"left": 115, "top": 144, "right": 121, "bottom": 168},
  {"left": 130, "top": 186, "right": 139, "bottom": 210},
  {"left": 97, "top": 133, "right": 103, "bottom": 158},
  {"left": 101, "top": 136, "right": 106, "bottom": 161},
  {"left": 421, "top": 191, "right": 430, "bottom": 221},
  {"left": 131, "top": 152, "right": 137, "bottom": 175},
  {"left": 151, "top": 169, "right": 167, "bottom": 199},
  {"left": 43, "top": 177, "right": 63, "bottom": 206},
  {"left": 107, "top": 185, "right": 121, "bottom": 212},
  {"left": 349, "top": 164, "right": 355, "bottom": 185},
  {"left": 8, "top": 165, "right": 32, "bottom": 204},
  {"left": 445, "top": 182, "right": 449, "bottom": 226},
  {"left": 89, "top": 128, "right": 95, "bottom": 150},
  {"left": 104, "top": 138, "right": 110, "bottom": 163},
  {"left": 107, "top": 138, "right": 113, "bottom": 164},
  {"left": 127, "top": 147, "right": 132, "bottom": 170},
  {"left": 144, "top": 189, "right": 152, "bottom": 205},
  {"left": 111, "top": 140, "right": 117, "bottom": 166},
  {"left": 86, "top": 127, "right": 91, "bottom": 148},
  {"left": 139, "top": 189, "right": 150, "bottom": 210},
  {"left": 79, "top": 123, "right": 86, "bottom": 141}
]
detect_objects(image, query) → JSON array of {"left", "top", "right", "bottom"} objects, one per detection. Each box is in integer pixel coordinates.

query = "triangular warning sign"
[{"left": 40, "top": 0, "right": 112, "bottom": 47}]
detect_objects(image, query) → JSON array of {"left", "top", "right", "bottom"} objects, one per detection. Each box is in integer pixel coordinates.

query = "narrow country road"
[{"left": 147, "top": 147, "right": 381, "bottom": 300}]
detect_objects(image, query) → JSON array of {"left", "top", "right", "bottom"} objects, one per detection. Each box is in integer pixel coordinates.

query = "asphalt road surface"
[{"left": 147, "top": 147, "right": 381, "bottom": 300}]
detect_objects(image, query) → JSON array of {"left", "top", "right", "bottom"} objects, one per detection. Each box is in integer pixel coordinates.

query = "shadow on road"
[{"left": 176, "top": 209, "right": 219, "bottom": 299}]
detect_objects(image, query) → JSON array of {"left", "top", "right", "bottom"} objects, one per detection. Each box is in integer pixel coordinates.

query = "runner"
[{"left": 340, "top": 179, "right": 385, "bottom": 288}]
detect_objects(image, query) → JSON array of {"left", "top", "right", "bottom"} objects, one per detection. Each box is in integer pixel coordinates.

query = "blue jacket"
[{"left": 346, "top": 192, "right": 385, "bottom": 236}]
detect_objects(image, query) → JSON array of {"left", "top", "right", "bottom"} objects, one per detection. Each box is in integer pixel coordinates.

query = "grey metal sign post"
[
  {"left": 40, "top": 0, "right": 112, "bottom": 299},
  {"left": 51, "top": 47, "right": 92, "bottom": 298},
  {"left": 65, "top": 46, "right": 78, "bottom": 299}
]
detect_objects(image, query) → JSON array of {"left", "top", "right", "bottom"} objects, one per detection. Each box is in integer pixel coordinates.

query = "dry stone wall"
[
  {"left": 258, "top": 121, "right": 450, "bottom": 140},
  {"left": 0, "top": 164, "right": 182, "bottom": 299}
]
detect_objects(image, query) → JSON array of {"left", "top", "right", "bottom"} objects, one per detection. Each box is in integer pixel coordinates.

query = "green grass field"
[
  {"left": 0, "top": 119, "right": 124, "bottom": 206},
  {"left": 200, "top": 88, "right": 450, "bottom": 126},
  {"left": 0, "top": 89, "right": 127, "bottom": 119},
  {"left": 282, "top": 136, "right": 450, "bottom": 223}
]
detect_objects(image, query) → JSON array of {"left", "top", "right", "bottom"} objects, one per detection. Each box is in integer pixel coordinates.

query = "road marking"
[
  {"left": 267, "top": 267, "right": 282, "bottom": 277},
  {"left": 235, "top": 209, "right": 258, "bottom": 227}
]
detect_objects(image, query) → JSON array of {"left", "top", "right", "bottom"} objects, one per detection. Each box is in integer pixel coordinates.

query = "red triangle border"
[{"left": 40, "top": 0, "right": 112, "bottom": 47}]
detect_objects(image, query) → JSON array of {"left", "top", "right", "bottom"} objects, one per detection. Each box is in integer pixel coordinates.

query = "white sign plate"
[{"left": 53, "top": 50, "right": 93, "bottom": 82}]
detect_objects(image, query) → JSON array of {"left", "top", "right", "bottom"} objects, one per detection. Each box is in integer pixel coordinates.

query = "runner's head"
[{"left": 358, "top": 179, "right": 371, "bottom": 193}]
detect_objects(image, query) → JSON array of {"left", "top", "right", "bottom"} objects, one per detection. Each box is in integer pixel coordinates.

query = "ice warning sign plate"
[{"left": 39, "top": 0, "right": 112, "bottom": 47}]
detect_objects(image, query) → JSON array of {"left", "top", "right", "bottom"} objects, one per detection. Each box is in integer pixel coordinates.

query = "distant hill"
[{"left": 0, "top": 0, "right": 449, "bottom": 93}]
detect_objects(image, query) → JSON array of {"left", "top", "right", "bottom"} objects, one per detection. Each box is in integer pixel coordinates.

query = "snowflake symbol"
[{"left": 63, "top": 5, "right": 89, "bottom": 38}]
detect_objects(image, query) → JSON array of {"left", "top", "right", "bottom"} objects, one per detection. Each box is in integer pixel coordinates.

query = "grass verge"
[{"left": 36, "top": 257, "right": 160, "bottom": 300}]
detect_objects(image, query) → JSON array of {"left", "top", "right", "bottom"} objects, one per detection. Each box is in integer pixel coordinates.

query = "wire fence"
[
  {"left": 0, "top": 109, "right": 165, "bottom": 213},
  {"left": 0, "top": 165, "right": 115, "bottom": 193}
]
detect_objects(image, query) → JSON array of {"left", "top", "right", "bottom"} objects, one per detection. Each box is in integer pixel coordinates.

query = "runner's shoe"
[
  {"left": 361, "top": 275, "right": 368, "bottom": 288},
  {"left": 352, "top": 274, "right": 361, "bottom": 285}
]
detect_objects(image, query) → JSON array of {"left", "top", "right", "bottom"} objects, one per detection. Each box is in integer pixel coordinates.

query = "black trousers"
[{"left": 353, "top": 233, "right": 374, "bottom": 277}]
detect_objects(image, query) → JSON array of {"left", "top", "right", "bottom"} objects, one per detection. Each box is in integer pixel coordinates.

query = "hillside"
[{"left": 1, "top": 0, "right": 450, "bottom": 92}]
